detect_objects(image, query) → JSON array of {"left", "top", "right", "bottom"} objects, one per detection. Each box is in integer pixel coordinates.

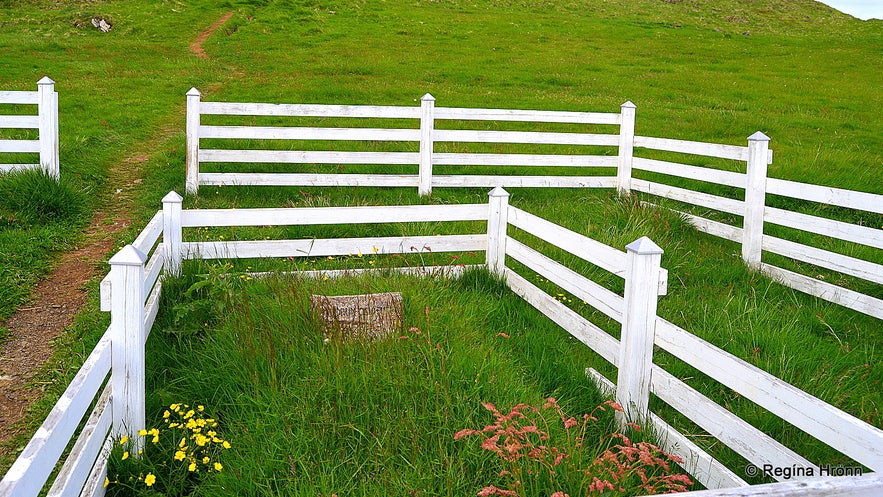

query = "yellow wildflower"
[
  {"left": 202, "top": 456, "right": 210, "bottom": 464},
  {"left": 197, "top": 405, "right": 205, "bottom": 411},
  {"left": 214, "top": 462, "right": 223, "bottom": 471},
  {"left": 119, "top": 436, "right": 129, "bottom": 445},
  {"left": 163, "top": 410, "right": 170, "bottom": 419},
  {"left": 121, "top": 451, "right": 129, "bottom": 461},
  {"left": 144, "top": 473, "right": 156, "bottom": 487},
  {"left": 103, "top": 477, "right": 110, "bottom": 488},
  {"left": 188, "top": 462, "right": 197, "bottom": 472},
  {"left": 138, "top": 429, "right": 148, "bottom": 436},
  {"left": 174, "top": 450, "right": 186, "bottom": 461},
  {"left": 222, "top": 440, "right": 231, "bottom": 449}
]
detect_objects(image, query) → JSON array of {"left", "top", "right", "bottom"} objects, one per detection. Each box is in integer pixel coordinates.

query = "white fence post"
[
  {"left": 742, "top": 131, "right": 771, "bottom": 269},
  {"left": 616, "top": 101, "right": 636, "bottom": 195},
  {"left": 185, "top": 88, "right": 202, "bottom": 195},
  {"left": 616, "top": 236, "right": 663, "bottom": 426},
  {"left": 418, "top": 93, "right": 435, "bottom": 196},
  {"left": 162, "top": 191, "right": 184, "bottom": 277},
  {"left": 486, "top": 187, "right": 510, "bottom": 276},
  {"left": 37, "top": 77, "right": 59, "bottom": 181},
  {"left": 108, "top": 245, "right": 147, "bottom": 453}
]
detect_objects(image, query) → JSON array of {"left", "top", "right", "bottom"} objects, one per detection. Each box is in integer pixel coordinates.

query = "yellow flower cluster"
[{"left": 164, "top": 403, "right": 232, "bottom": 474}]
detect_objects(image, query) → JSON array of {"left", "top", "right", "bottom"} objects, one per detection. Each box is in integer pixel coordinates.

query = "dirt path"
[{"left": 0, "top": 11, "right": 235, "bottom": 453}]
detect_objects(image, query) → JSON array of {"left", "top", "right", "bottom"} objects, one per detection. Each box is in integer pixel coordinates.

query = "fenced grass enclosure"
[
  {"left": 185, "top": 92, "right": 883, "bottom": 322},
  {"left": 0, "top": 77, "right": 59, "bottom": 179},
  {"left": 2, "top": 188, "right": 882, "bottom": 497}
]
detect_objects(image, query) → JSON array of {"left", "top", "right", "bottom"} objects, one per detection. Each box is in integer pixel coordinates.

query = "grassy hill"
[{"left": 0, "top": 0, "right": 880, "bottom": 487}]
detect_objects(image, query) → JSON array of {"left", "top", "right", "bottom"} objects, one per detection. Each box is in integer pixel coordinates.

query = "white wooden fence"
[
  {"left": 184, "top": 89, "right": 626, "bottom": 195},
  {"left": 626, "top": 132, "right": 883, "bottom": 321},
  {"left": 0, "top": 77, "right": 59, "bottom": 179},
  {"left": 2, "top": 188, "right": 880, "bottom": 497},
  {"left": 183, "top": 92, "right": 882, "bottom": 321}
]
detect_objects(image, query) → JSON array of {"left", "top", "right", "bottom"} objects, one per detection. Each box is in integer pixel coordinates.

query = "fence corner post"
[
  {"left": 616, "top": 236, "right": 663, "bottom": 427},
  {"left": 108, "top": 245, "right": 147, "bottom": 452},
  {"left": 418, "top": 93, "right": 436, "bottom": 196},
  {"left": 37, "top": 76, "right": 59, "bottom": 181},
  {"left": 486, "top": 187, "right": 510, "bottom": 277},
  {"left": 616, "top": 101, "right": 636, "bottom": 195},
  {"left": 162, "top": 191, "right": 184, "bottom": 277},
  {"left": 185, "top": 88, "right": 202, "bottom": 195},
  {"left": 742, "top": 131, "right": 771, "bottom": 269}
]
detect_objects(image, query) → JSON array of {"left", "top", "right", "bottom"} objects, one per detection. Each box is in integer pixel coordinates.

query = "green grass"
[{"left": 0, "top": 0, "right": 880, "bottom": 490}]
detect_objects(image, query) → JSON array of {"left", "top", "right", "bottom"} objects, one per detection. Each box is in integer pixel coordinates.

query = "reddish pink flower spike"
[
  {"left": 477, "top": 485, "right": 519, "bottom": 497},
  {"left": 454, "top": 428, "right": 479, "bottom": 440},
  {"left": 563, "top": 417, "right": 579, "bottom": 429},
  {"left": 496, "top": 332, "right": 510, "bottom": 339},
  {"left": 550, "top": 492, "right": 570, "bottom": 497}
]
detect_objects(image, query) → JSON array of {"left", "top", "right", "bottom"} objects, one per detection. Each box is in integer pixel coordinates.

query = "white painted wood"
[
  {"left": 762, "top": 236, "right": 883, "bottom": 285},
  {"left": 143, "top": 282, "right": 162, "bottom": 338},
  {"left": 505, "top": 238, "right": 624, "bottom": 321},
  {"left": 0, "top": 139, "right": 40, "bottom": 153},
  {"left": 0, "top": 164, "right": 38, "bottom": 172},
  {"left": 37, "top": 77, "right": 58, "bottom": 180},
  {"left": 742, "top": 132, "right": 770, "bottom": 268},
  {"left": 285, "top": 264, "right": 479, "bottom": 280},
  {"left": 508, "top": 206, "right": 628, "bottom": 277},
  {"left": 616, "top": 101, "right": 636, "bottom": 194},
  {"left": 108, "top": 246, "right": 146, "bottom": 453},
  {"left": 434, "top": 129, "right": 620, "bottom": 146},
  {"left": 162, "top": 192, "right": 183, "bottom": 276},
  {"left": 430, "top": 175, "right": 618, "bottom": 188},
  {"left": 199, "top": 149, "right": 420, "bottom": 164},
  {"left": 503, "top": 268, "right": 619, "bottom": 364},
  {"left": 654, "top": 317, "right": 883, "bottom": 471},
  {"left": 80, "top": 434, "right": 112, "bottom": 497},
  {"left": 143, "top": 245, "right": 164, "bottom": 300},
  {"left": 199, "top": 101, "right": 421, "bottom": 119},
  {"left": 185, "top": 88, "right": 201, "bottom": 194},
  {"left": 418, "top": 94, "right": 435, "bottom": 196},
  {"left": 99, "top": 275, "right": 111, "bottom": 312},
  {"left": 586, "top": 368, "right": 748, "bottom": 490},
  {"left": 181, "top": 203, "right": 487, "bottom": 227},
  {"left": 764, "top": 207, "right": 883, "bottom": 250},
  {"left": 0, "top": 91, "right": 39, "bottom": 104},
  {"left": 46, "top": 386, "right": 111, "bottom": 497},
  {"left": 634, "top": 135, "right": 751, "bottom": 162},
  {"left": 184, "top": 234, "right": 486, "bottom": 260},
  {"left": 759, "top": 263, "right": 883, "bottom": 321},
  {"left": 647, "top": 473, "right": 883, "bottom": 497},
  {"left": 651, "top": 366, "right": 815, "bottom": 480},
  {"left": 131, "top": 211, "right": 163, "bottom": 255},
  {"left": 632, "top": 157, "right": 746, "bottom": 189},
  {"left": 199, "top": 125, "right": 420, "bottom": 142},
  {"left": 616, "top": 237, "right": 663, "bottom": 424},
  {"left": 0, "top": 115, "right": 39, "bottom": 128},
  {"left": 631, "top": 178, "right": 745, "bottom": 215},
  {"left": 434, "top": 106, "right": 621, "bottom": 124},
  {"left": 767, "top": 178, "right": 883, "bottom": 215},
  {"left": 676, "top": 209, "right": 744, "bottom": 243},
  {"left": 432, "top": 152, "right": 618, "bottom": 167},
  {"left": 200, "top": 172, "right": 420, "bottom": 188},
  {"left": 486, "top": 187, "right": 509, "bottom": 275},
  {"left": 0, "top": 335, "right": 111, "bottom": 497}
]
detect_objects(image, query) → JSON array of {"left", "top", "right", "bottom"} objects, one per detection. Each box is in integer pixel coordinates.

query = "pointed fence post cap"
[
  {"left": 626, "top": 236, "right": 663, "bottom": 255},
  {"left": 421, "top": 93, "right": 435, "bottom": 102},
  {"left": 748, "top": 131, "right": 770, "bottom": 142},
  {"left": 37, "top": 76, "right": 55, "bottom": 86},
  {"left": 187, "top": 87, "right": 201, "bottom": 97},
  {"left": 488, "top": 186, "right": 510, "bottom": 198},
  {"left": 109, "top": 245, "right": 147, "bottom": 266},
  {"left": 621, "top": 101, "right": 636, "bottom": 109},
  {"left": 162, "top": 191, "right": 184, "bottom": 203}
]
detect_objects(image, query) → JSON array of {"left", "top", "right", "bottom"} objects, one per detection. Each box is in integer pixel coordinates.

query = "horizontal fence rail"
[{"left": 0, "top": 77, "right": 59, "bottom": 179}]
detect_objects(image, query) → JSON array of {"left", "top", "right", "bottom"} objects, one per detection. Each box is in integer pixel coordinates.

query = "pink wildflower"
[{"left": 477, "top": 485, "right": 519, "bottom": 497}]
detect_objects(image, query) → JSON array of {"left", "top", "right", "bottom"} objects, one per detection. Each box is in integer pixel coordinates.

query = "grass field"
[{"left": 0, "top": 0, "right": 880, "bottom": 492}]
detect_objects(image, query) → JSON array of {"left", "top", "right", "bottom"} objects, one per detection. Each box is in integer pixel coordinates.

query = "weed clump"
[{"left": 0, "top": 169, "right": 86, "bottom": 225}]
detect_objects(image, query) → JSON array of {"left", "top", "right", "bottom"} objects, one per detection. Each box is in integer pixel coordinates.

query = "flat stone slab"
[{"left": 310, "top": 292, "right": 403, "bottom": 340}]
